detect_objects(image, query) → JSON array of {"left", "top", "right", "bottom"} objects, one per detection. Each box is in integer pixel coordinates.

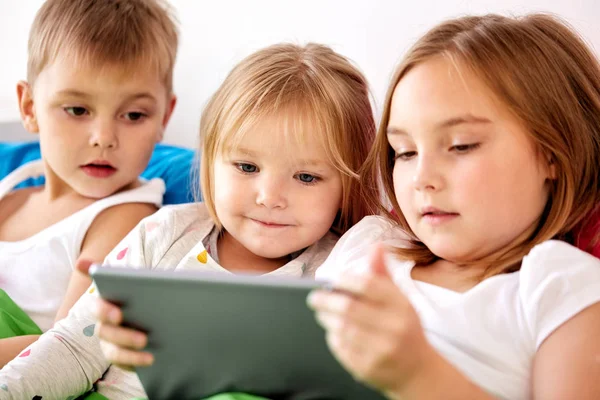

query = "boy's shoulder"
[{"left": 81, "top": 202, "right": 159, "bottom": 262}]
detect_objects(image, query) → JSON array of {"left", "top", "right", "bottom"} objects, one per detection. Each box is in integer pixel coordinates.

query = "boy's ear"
[
  {"left": 158, "top": 94, "right": 177, "bottom": 142},
  {"left": 17, "top": 81, "right": 39, "bottom": 133}
]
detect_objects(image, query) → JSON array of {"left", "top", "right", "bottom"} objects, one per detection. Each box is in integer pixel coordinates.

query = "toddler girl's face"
[
  {"left": 212, "top": 114, "right": 343, "bottom": 260},
  {"left": 387, "top": 56, "right": 554, "bottom": 263},
  {"left": 27, "top": 57, "right": 174, "bottom": 198}
]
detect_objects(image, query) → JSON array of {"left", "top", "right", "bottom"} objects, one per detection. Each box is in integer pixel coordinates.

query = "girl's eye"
[
  {"left": 124, "top": 112, "right": 146, "bottom": 121},
  {"left": 451, "top": 143, "right": 480, "bottom": 153},
  {"left": 64, "top": 107, "right": 88, "bottom": 117},
  {"left": 395, "top": 151, "right": 417, "bottom": 161},
  {"left": 296, "top": 173, "right": 319, "bottom": 184},
  {"left": 236, "top": 163, "right": 258, "bottom": 173}
]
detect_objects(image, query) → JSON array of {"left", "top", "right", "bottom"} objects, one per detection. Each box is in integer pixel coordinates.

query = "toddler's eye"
[
  {"left": 236, "top": 163, "right": 258, "bottom": 173},
  {"left": 298, "top": 173, "right": 316, "bottom": 183}
]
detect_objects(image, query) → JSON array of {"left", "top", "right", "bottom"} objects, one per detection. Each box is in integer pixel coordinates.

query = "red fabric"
[{"left": 574, "top": 206, "right": 600, "bottom": 258}]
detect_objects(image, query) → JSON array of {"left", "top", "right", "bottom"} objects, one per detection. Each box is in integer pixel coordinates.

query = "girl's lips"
[
  {"left": 250, "top": 218, "right": 291, "bottom": 228},
  {"left": 80, "top": 164, "right": 117, "bottom": 178},
  {"left": 421, "top": 212, "right": 459, "bottom": 226}
]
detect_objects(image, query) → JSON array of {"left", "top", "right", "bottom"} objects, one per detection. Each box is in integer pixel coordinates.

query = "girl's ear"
[
  {"left": 548, "top": 162, "right": 557, "bottom": 180},
  {"left": 547, "top": 154, "right": 557, "bottom": 180},
  {"left": 17, "top": 81, "right": 39, "bottom": 133}
]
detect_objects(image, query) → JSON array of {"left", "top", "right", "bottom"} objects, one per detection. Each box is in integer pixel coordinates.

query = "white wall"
[{"left": 1, "top": 0, "right": 599, "bottom": 147}]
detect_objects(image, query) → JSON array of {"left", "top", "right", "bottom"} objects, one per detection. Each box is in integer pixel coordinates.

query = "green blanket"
[
  {"left": 0, "top": 288, "right": 42, "bottom": 338},
  {"left": 130, "top": 394, "right": 268, "bottom": 400}
]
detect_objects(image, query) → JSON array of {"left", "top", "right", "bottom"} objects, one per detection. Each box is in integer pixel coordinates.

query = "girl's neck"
[
  {"left": 411, "top": 259, "right": 488, "bottom": 293},
  {"left": 217, "top": 230, "right": 289, "bottom": 274}
]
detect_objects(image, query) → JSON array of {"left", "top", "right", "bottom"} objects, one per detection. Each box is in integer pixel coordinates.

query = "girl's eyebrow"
[
  {"left": 436, "top": 115, "right": 492, "bottom": 129},
  {"left": 296, "top": 159, "right": 328, "bottom": 168},
  {"left": 230, "top": 147, "right": 258, "bottom": 157},
  {"left": 386, "top": 126, "right": 408, "bottom": 137},
  {"left": 387, "top": 114, "right": 492, "bottom": 137}
]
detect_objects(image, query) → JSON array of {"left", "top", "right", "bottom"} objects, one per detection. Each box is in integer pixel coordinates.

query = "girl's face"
[
  {"left": 212, "top": 113, "right": 343, "bottom": 260},
  {"left": 387, "top": 56, "right": 554, "bottom": 263}
]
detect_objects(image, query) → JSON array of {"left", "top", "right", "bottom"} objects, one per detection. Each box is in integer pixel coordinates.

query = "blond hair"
[
  {"left": 364, "top": 13, "right": 600, "bottom": 278},
  {"left": 27, "top": 0, "right": 178, "bottom": 92},
  {"left": 199, "top": 43, "right": 378, "bottom": 235}
]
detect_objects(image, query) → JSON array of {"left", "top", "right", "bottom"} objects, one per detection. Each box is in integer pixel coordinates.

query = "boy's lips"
[{"left": 80, "top": 160, "right": 117, "bottom": 178}]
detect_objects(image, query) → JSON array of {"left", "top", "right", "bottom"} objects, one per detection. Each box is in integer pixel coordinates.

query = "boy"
[{"left": 0, "top": 0, "right": 178, "bottom": 378}]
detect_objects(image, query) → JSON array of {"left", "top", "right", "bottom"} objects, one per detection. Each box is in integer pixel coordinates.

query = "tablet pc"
[{"left": 90, "top": 266, "right": 386, "bottom": 400}]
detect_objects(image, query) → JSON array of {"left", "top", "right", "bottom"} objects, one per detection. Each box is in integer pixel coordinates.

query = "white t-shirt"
[
  {"left": 316, "top": 216, "right": 600, "bottom": 400},
  {"left": 0, "top": 160, "right": 165, "bottom": 331}
]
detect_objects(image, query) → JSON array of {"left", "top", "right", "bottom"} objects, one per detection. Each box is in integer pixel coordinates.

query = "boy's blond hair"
[
  {"left": 365, "top": 13, "right": 600, "bottom": 278},
  {"left": 199, "top": 43, "right": 378, "bottom": 235},
  {"left": 27, "top": 0, "right": 178, "bottom": 92}
]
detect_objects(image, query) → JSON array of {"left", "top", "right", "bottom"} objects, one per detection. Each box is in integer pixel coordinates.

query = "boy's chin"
[{"left": 73, "top": 183, "right": 124, "bottom": 200}]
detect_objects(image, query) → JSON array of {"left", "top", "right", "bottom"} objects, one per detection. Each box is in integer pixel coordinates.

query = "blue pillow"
[{"left": 0, "top": 141, "right": 198, "bottom": 205}]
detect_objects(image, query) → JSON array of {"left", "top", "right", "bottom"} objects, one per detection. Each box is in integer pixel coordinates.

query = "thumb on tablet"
[{"left": 369, "top": 243, "right": 393, "bottom": 280}]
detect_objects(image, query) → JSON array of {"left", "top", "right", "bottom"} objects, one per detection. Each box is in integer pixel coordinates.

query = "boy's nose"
[{"left": 90, "top": 121, "right": 118, "bottom": 149}]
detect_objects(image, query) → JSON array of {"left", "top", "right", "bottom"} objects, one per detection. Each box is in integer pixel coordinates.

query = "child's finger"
[
  {"left": 75, "top": 258, "right": 94, "bottom": 276},
  {"left": 310, "top": 290, "right": 375, "bottom": 324},
  {"left": 328, "top": 272, "right": 408, "bottom": 306},
  {"left": 96, "top": 321, "right": 148, "bottom": 350},
  {"left": 94, "top": 298, "right": 123, "bottom": 325},
  {"left": 100, "top": 340, "right": 154, "bottom": 368},
  {"left": 310, "top": 291, "right": 406, "bottom": 333},
  {"left": 369, "top": 243, "right": 393, "bottom": 279}
]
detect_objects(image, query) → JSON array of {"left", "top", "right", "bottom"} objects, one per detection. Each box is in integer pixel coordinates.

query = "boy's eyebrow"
[
  {"left": 124, "top": 93, "right": 159, "bottom": 103},
  {"left": 55, "top": 89, "right": 91, "bottom": 99},
  {"left": 387, "top": 114, "right": 492, "bottom": 136},
  {"left": 54, "top": 90, "right": 158, "bottom": 103}
]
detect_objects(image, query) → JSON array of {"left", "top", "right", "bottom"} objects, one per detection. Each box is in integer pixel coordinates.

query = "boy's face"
[{"left": 17, "top": 56, "right": 176, "bottom": 199}]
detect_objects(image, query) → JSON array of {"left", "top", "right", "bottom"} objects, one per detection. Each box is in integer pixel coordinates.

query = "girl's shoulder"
[
  {"left": 520, "top": 239, "right": 600, "bottom": 281},
  {"left": 519, "top": 240, "right": 600, "bottom": 349},
  {"left": 145, "top": 202, "right": 213, "bottom": 237},
  {"left": 336, "top": 215, "right": 410, "bottom": 250},
  {"left": 316, "top": 216, "right": 411, "bottom": 279}
]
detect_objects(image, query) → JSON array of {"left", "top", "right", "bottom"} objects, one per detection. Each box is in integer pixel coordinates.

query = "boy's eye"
[
  {"left": 296, "top": 173, "right": 318, "bottom": 184},
  {"left": 64, "top": 107, "right": 88, "bottom": 117},
  {"left": 125, "top": 112, "right": 146, "bottom": 121},
  {"left": 236, "top": 163, "right": 258, "bottom": 173}
]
